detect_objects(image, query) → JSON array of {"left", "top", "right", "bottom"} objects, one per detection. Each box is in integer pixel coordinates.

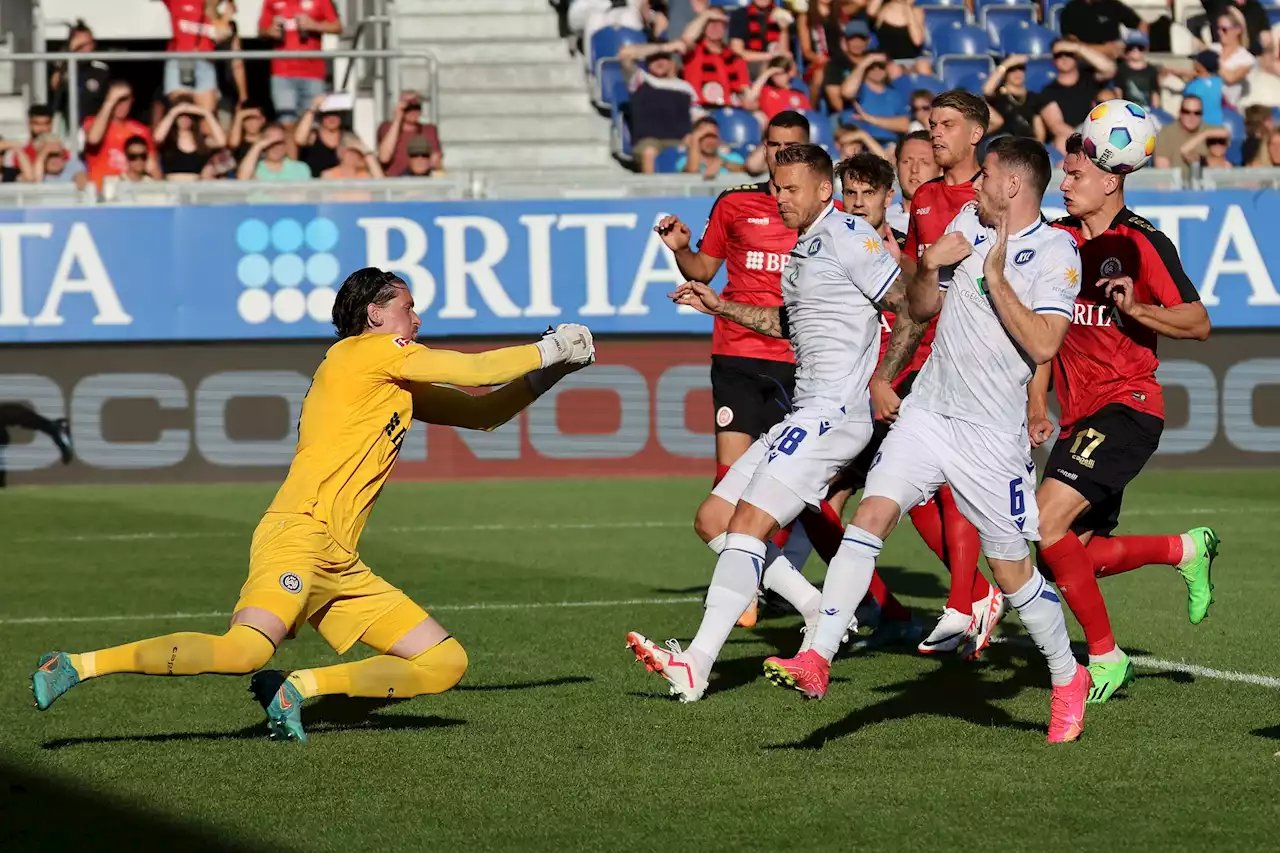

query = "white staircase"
[{"left": 392, "top": 0, "right": 619, "bottom": 176}]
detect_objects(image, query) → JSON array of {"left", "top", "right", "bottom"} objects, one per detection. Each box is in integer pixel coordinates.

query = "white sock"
[
  {"left": 811, "top": 525, "right": 882, "bottom": 661},
  {"left": 707, "top": 532, "right": 727, "bottom": 555},
  {"left": 1089, "top": 647, "right": 1126, "bottom": 664},
  {"left": 780, "top": 523, "right": 814, "bottom": 573},
  {"left": 1006, "top": 568, "right": 1078, "bottom": 687},
  {"left": 761, "top": 542, "right": 821, "bottom": 623},
  {"left": 1174, "top": 533, "right": 1196, "bottom": 569},
  {"left": 689, "top": 533, "right": 763, "bottom": 673}
]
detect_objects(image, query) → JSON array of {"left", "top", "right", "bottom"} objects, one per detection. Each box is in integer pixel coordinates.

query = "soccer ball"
[{"left": 1079, "top": 99, "right": 1158, "bottom": 174}]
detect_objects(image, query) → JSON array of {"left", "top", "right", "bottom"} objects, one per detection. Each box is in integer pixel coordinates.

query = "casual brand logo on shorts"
[
  {"left": 716, "top": 406, "right": 734, "bottom": 428},
  {"left": 279, "top": 572, "right": 303, "bottom": 593},
  {"left": 1014, "top": 249, "right": 1036, "bottom": 265},
  {"left": 1100, "top": 256, "right": 1123, "bottom": 277}
]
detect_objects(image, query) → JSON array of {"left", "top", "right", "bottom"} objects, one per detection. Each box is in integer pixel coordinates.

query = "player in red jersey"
[
  {"left": 895, "top": 90, "right": 1003, "bottom": 658},
  {"left": 1034, "top": 133, "right": 1216, "bottom": 704}
]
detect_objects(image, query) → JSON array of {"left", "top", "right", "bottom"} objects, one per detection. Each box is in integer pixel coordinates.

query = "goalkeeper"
[{"left": 31, "top": 268, "right": 596, "bottom": 743}]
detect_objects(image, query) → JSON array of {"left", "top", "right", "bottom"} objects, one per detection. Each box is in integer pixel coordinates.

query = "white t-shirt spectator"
[
  {"left": 1211, "top": 43, "right": 1255, "bottom": 109},
  {"left": 583, "top": 2, "right": 644, "bottom": 52}
]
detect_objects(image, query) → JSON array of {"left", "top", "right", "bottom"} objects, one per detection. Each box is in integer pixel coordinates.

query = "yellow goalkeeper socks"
[
  {"left": 70, "top": 624, "right": 275, "bottom": 679},
  {"left": 286, "top": 637, "right": 468, "bottom": 700}
]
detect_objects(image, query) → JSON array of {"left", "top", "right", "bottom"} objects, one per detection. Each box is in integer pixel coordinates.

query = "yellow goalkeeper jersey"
[{"left": 267, "top": 333, "right": 541, "bottom": 553}]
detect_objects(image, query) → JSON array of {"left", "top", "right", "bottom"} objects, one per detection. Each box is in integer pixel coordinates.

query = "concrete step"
[
  {"left": 407, "top": 38, "right": 569, "bottom": 65},
  {"left": 443, "top": 113, "right": 609, "bottom": 144},
  {"left": 433, "top": 90, "right": 595, "bottom": 117},
  {"left": 0, "top": 94, "right": 27, "bottom": 124},
  {"left": 397, "top": 13, "right": 560, "bottom": 42},
  {"left": 395, "top": 0, "right": 551, "bottom": 13},
  {"left": 444, "top": 141, "right": 616, "bottom": 170},
  {"left": 435, "top": 61, "right": 584, "bottom": 92}
]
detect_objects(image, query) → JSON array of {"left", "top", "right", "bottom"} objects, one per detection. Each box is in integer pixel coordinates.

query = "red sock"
[
  {"left": 1089, "top": 535, "right": 1184, "bottom": 578},
  {"left": 908, "top": 498, "right": 946, "bottom": 563},
  {"left": 798, "top": 500, "right": 844, "bottom": 565},
  {"left": 938, "top": 486, "right": 985, "bottom": 608},
  {"left": 713, "top": 464, "right": 731, "bottom": 487},
  {"left": 771, "top": 523, "right": 792, "bottom": 549},
  {"left": 1040, "top": 534, "right": 1116, "bottom": 656}
]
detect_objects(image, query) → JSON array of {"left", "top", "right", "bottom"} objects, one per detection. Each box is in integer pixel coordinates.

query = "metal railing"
[{"left": 0, "top": 47, "right": 439, "bottom": 156}]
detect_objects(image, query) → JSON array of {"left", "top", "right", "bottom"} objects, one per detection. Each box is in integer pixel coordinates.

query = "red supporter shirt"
[
  {"left": 165, "top": 0, "right": 218, "bottom": 53},
  {"left": 81, "top": 117, "right": 155, "bottom": 186},
  {"left": 697, "top": 182, "right": 797, "bottom": 363},
  {"left": 683, "top": 42, "right": 750, "bottom": 106},
  {"left": 260, "top": 0, "right": 340, "bottom": 80},
  {"left": 758, "top": 85, "right": 811, "bottom": 121},
  {"left": 1049, "top": 208, "right": 1200, "bottom": 432}
]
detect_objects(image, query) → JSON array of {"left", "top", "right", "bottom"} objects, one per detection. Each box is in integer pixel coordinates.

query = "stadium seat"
[
  {"left": 1000, "top": 22, "right": 1057, "bottom": 56},
  {"left": 713, "top": 108, "right": 762, "bottom": 147},
  {"left": 596, "top": 59, "right": 630, "bottom": 110},
  {"left": 1045, "top": 0, "right": 1069, "bottom": 30},
  {"left": 804, "top": 110, "right": 836, "bottom": 146},
  {"left": 940, "top": 56, "right": 994, "bottom": 89},
  {"left": 922, "top": 7, "right": 969, "bottom": 48},
  {"left": 975, "top": 0, "right": 1034, "bottom": 13},
  {"left": 919, "top": 0, "right": 969, "bottom": 7},
  {"left": 1024, "top": 56, "right": 1056, "bottom": 92},
  {"left": 839, "top": 114, "right": 900, "bottom": 144},
  {"left": 1150, "top": 106, "right": 1174, "bottom": 129},
  {"left": 984, "top": 7, "right": 1038, "bottom": 50},
  {"left": 1222, "top": 108, "right": 1245, "bottom": 144},
  {"left": 612, "top": 106, "right": 633, "bottom": 161},
  {"left": 1269, "top": 6, "right": 1280, "bottom": 25},
  {"left": 654, "top": 146, "right": 685, "bottom": 173},
  {"left": 933, "top": 23, "right": 992, "bottom": 58},
  {"left": 1046, "top": 143, "right": 1065, "bottom": 168},
  {"left": 957, "top": 70, "right": 991, "bottom": 93},
  {"left": 590, "top": 27, "right": 646, "bottom": 75},
  {"left": 893, "top": 72, "right": 946, "bottom": 95}
]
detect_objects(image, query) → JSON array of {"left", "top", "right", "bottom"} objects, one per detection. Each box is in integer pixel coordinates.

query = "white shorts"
[
  {"left": 864, "top": 403, "right": 1039, "bottom": 561},
  {"left": 711, "top": 406, "right": 875, "bottom": 526}
]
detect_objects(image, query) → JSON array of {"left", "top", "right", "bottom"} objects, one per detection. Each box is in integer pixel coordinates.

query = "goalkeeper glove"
[{"left": 534, "top": 323, "right": 595, "bottom": 368}]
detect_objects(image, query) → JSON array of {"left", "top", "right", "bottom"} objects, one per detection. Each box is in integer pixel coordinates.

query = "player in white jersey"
[
  {"left": 624, "top": 144, "right": 929, "bottom": 703},
  {"left": 763, "top": 137, "right": 1094, "bottom": 743}
]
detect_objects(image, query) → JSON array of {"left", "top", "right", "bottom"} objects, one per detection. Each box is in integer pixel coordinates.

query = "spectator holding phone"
[
  {"left": 83, "top": 81, "right": 160, "bottom": 187},
  {"left": 237, "top": 123, "right": 312, "bottom": 180},
  {"left": 259, "top": 0, "right": 342, "bottom": 128},
  {"left": 377, "top": 92, "right": 445, "bottom": 176},
  {"left": 294, "top": 92, "right": 346, "bottom": 176},
  {"left": 158, "top": 0, "right": 229, "bottom": 112},
  {"left": 154, "top": 96, "right": 227, "bottom": 181}
]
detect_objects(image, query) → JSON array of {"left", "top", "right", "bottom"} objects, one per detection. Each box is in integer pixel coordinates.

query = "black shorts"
[
  {"left": 710, "top": 354, "right": 796, "bottom": 438},
  {"left": 1044, "top": 403, "right": 1164, "bottom": 537},
  {"left": 828, "top": 371, "right": 919, "bottom": 496}
]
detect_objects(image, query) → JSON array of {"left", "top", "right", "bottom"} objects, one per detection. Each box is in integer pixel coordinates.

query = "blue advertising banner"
[{"left": 0, "top": 190, "right": 1277, "bottom": 343}]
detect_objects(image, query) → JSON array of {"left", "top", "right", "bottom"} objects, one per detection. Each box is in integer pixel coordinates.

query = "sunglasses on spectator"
[
  {"left": 1052, "top": 52, "right": 1072, "bottom": 60},
  {"left": 912, "top": 103, "right": 930, "bottom": 112},
  {"left": 125, "top": 150, "right": 147, "bottom": 161},
  {"left": 1217, "top": 24, "right": 1240, "bottom": 32},
  {"left": 1207, "top": 138, "right": 1229, "bottom": 145},
  {"left": 1181, "top": 107, "right": 1203, "bottom": 116}
]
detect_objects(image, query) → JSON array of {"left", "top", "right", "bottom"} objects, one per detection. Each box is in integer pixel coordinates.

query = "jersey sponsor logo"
[
  {"left": 807, "top": 239, "right": 822, "bottom": 256},
  {"left": 1072, "top": 302, "right": 1119, "bottom": 326},
  {"left": 716, "top": 405, "right": 734, "bottom": 428},
  {"left": 1064, "top": 267, "right": 1081, "bottom": 286},
  {"left": 392, "top": 336, "right": 413, "bottom": 348},
  {"left": 1014, "top": 249, "right": 1036, "bottom": 265},
  {"left": 974, "top": 234, "right": 986, "bottom": 246},
  {"left": 862, "top": 237, "right": 882, "bottom": 254},
  {"left": 747, "top": 216, "right": 771, "bottom": 225},
  {"left": 1100, "top": 256, "right": 1123, "bottom": 277},
  {"left": 744, "top": 250, "right": 790, "bottom": 271},
  {"left": 279, "top": 572, "right": 303, "bottom": 593},
  {"left": 915, "top": 207, "right": 931, "bottom": 215}
]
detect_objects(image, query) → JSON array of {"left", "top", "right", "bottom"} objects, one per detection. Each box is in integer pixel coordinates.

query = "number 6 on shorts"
[{"left": 1009, "top": 478, "right": 1025, "bottom": 517}]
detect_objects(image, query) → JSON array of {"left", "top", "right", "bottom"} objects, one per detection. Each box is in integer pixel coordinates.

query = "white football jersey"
[
  {"left": 783, "top": 202, "right": 902, "bottom": 415},
  {"left": 909, "top": 203, "right": 1081, "bottom": 434}
]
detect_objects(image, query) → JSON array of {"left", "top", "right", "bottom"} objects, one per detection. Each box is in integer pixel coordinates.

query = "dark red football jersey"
[
  {"left": 1049, "top": 208, "right": 1201, "bottom": 432},
  {"left": 697, "top": 182, "right": 797, "bottom": 363}
]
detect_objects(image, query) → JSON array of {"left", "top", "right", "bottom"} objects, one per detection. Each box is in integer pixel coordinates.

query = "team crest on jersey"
[
  {"left": 392, "top": 336, "right": 412, "bottom": 348},
  {"left": 716, "top": 406, "right": 734, "bottom": 428},
  {"left": 807, "top": 239, "right": 821, "bottom": 256},
  {"left": 862, "top": 237, "right": 882, "bottom": 254},
  {"left": 1100, "top": 257, "right": 1123, "bottom": 277},
  {"left": 1064, "top": 267, "right": 1080, "bottom": 286},
  {"left": 1014, "top": 249, "right": 1036, "bottom": 265},
  {"left": 279, "top": 572, "right": 303, "bottom": 593}
]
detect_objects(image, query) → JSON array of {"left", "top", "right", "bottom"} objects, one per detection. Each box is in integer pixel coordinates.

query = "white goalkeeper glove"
[
  {"left": 527, "top": 325, "right": 596, "bottom": 396},
  {"left": 534, "top": 323, "right": 595, "bottom": 368}
]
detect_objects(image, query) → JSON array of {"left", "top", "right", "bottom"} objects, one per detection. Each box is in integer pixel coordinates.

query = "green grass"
[{"left": 2, "top": 471, "right": 1278, "bottom": 852}]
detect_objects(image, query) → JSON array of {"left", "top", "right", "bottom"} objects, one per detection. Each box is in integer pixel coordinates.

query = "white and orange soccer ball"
[{"left": 1079, "top": 99, "right": 1158, "bottom": 174}]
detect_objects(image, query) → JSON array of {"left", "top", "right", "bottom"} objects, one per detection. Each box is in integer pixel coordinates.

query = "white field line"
[
  {"left": 8, "top": 505, "right": 1271, "bottom": 545},
  {"left": 1, "top": 594, "right": 1277, "bottom": 690}
]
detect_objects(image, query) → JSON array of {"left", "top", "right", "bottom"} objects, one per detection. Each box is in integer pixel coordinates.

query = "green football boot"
[
  {"left": 1179, "top": 527, "right": 1219, "bottom": 625},
  {"left": 31, "top": 652, "right": 80, "bottom": 711},
  {"left": 250, "top": 670, "right": 308, "bottom": 744},
  {"left": 1086, "top": 651, "right": 1135, "bottom": 704}
]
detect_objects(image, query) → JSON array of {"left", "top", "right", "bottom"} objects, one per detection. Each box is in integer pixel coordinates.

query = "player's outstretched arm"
[
  {"left": 655, "top": 215, "right": 724, "bottom": 284},
  {"left": 906, "top": 232, "right": 969, "bottom": 322},
  {"left": 1102, "top": 276, "right": 1211, "bottom": 341},
  {"left": 982, "top": 223, "right": 1072, "bottom": 364},
  {"left": 399, "top": 324, "right": 595, "bottom": 387},
  {"left": 411, "top": 362, "right": 590, "bottom": 431},
  {"left": 669, "top": 280, "right": 785, "bottom": 337}
]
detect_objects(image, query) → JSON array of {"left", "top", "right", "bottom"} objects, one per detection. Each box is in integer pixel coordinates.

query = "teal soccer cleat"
[
  {"left": 251, "top": 670, "right": 308, "bottom": 744},
  {"left": 31, "top": 652, "right": 80, "bottom": 711}
]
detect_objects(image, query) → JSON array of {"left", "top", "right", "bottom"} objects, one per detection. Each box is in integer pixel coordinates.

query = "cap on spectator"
[
  {"left": 1123, "top": 30, "right": 1149, "bottom": 48},
  {"left": 844, "top": 19, "right": 871, "bottom": 40},
  {"left": 1192, "top": 50, "right": 1220, "bottom": 74},
  {"left": 407, "top": 136, "right": 433, "bottom": 156}
]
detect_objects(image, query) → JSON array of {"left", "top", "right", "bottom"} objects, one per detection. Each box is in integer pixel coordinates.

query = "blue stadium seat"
[
  {"left": 1269, "top": 6, "right": 1280, "bottom": 25},
  {"left": 590, "top": 27, "right": 646, "bottom": 78},
  {"left": 940, "top": 56, "right": 994, "bottom": 89},
  {"left": 893, "top": 72, "right": 946, "bottom": 95},
  {"left": 1222, "top": 108, "right": 1245, "bottom": 142},
  {"left": 713, "top": 108, "right": 762, "bottom": 147},
  {"left": 1045, "top": 0, "right": 1069, "bottom": 30},
  {"left": 1149, "top": 106, "right": 1174, "bottom": 129},
  {"left": 975, "top": 0, "right": 1034, "bottom": 12},
  {"left": 1000, "top": 22, "right": 1057, "bottom": 56},
  {"left": 612, "top": 106, "right": 632, "bottom": 161},
  {"left": 922, "top": 7, "right": 969, "bottom": 48},
  {"left": 1227, "top": 138, "right": 1243, "bottom": 165},
  {"left": 838, "top": 114, "right": 900, "bottom": 144},
  {"left": 654, "top": 146, "right": 685, "bottom": 173},
  {"left": 933, "top": 23, "right": 992, "bottom": 58},
  {"left": 984, "top": 7, "right": 1037, "bottom": 50},
  {"left": 1024, "top": 55, "right": 1056, "bottom": 92},
  {"left": 804, "top": 110, "right": 836, "bottom": 146},
  {"left": 1046, "top": 142, "right": 1065, "bottom": 168},
  {"left": 957, "top": 70, "right": 991, "bottom": 93},
  {"left": 920, "top": 0, "right": 968, "bottom": 7},
  {"left": 596, "top": 59, "right": 630, "bottom": 110},
  {"left": 709, "top": 0, "right": 748, "bottom": 6}
]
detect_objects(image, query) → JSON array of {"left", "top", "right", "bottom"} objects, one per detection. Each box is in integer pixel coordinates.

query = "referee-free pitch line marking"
[
  {"left": 10, "top": 505, "right": 1272, "bottom": 544},
  {"left": 1, "top": 596, "right": 1277, "bottom": 691}
]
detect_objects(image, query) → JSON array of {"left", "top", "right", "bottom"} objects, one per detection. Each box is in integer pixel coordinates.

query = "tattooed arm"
[
  {"left": 868, "top": 274, "right": 928, "bottom": 421},
  {"left": 668, "top": 280, "right": 785, "bottom": 337}
]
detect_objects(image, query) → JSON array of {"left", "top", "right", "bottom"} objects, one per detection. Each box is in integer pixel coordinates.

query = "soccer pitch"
[{"left": 2, "top": 472, "right": 1278, "bottom": 852}]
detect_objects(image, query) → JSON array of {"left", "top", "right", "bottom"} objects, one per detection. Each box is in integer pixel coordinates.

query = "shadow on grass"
[
  {"left": 1251, "top": 724, "right": 1280, "bottom": 741},
  {"left": 41, "top": 696, "right": 464, "bottom": 750},
  {"left": 457, "top": 675, "right": 592, "bottom": 692},
  {"left": 766, "top": 643, "right": 1050, "bottom": 750},
  {"left": 1, "top": 758, "right": 267, "bottom": 852}
]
